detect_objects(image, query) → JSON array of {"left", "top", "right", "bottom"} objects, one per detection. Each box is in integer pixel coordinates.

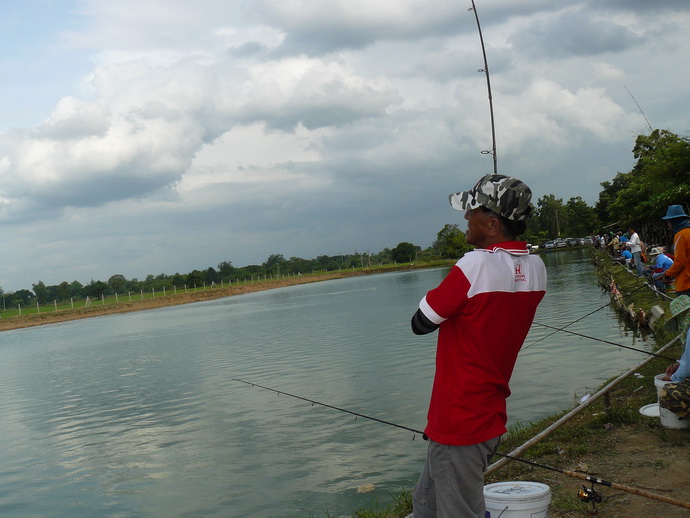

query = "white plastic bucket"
[
  {"left": 654, "top": 374, "right": 689, "bottom": 429},
  {"left": 484, "top": 481, "right": 551, "bottom": 518}
]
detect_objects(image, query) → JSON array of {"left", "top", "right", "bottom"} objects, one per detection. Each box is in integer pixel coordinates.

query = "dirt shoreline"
[{"left": 0, "top": 272, "right": 357, "bottom": 332}]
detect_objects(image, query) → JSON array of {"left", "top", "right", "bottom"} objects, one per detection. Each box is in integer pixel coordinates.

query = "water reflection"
[{"left": 0, "top": 251, "right": 653, "bottom": 517}]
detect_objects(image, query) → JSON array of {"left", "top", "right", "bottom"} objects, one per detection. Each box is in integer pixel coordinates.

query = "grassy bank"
[{"left": 0, "top": 260, "right": 454, "bottom": 333}]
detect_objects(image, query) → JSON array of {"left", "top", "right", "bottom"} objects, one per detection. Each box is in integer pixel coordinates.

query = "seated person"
[
  {"left": 643, "top": 246, "right": 673, "bottom": 290},
  {"left": 613, "top": 248, "right": 632, "bottom": 266}
]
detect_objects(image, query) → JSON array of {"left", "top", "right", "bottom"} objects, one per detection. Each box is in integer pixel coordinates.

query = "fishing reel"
[{"left": 578, "top": 483, "right": 603, "bottom": 515}]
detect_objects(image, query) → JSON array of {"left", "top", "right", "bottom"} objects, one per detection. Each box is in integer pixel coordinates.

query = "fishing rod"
[
  {"left": 232, "top": 378, "right": 425, "bottom": 439},
  {"left": 531, "top": 321, "right": 676, "bottom": 361},
  {"left": 469, "top": 0, "right": 497, "bottom": 174},
  {"left": 232, "top": 378, "right": 690, "bottom": 510},
  {"left": 521, "top": 281, "right": 650, "bottom": 351}
]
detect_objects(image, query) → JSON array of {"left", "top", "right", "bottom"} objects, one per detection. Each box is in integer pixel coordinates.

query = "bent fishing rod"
[
  {"left": 469, "top": 0, "right": 497, "bottom": 174},
  {"left": 232, "top": 378, "right": 690, "bottom": 510}
]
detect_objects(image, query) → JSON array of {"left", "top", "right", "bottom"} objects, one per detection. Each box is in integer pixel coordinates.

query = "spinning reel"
[{"left": 578, "top": 483, "right": 603, "bottom": 515}]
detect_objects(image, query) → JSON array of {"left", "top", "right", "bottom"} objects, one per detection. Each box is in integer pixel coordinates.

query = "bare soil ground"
[{"left": 548, "top": 424, "right": 690, "bottom": 517}]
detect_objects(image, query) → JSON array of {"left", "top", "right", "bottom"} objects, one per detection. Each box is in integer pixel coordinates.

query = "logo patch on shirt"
[{"left": 515, "top": 264, "right": 527, "bottom": 282}]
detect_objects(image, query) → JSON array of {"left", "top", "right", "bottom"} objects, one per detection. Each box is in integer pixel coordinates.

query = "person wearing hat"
[
  {"left": 643, "top": 246, "right": 673, "bottom": 291},
  {"left": 410, "top": 174, "right": 547, "bottom": 518},
  {"left": 659, "top": 295, "right": 690, "bottom": 418},
  {"left": 661, "top": 204, "right": 690, "bottom": 297}
]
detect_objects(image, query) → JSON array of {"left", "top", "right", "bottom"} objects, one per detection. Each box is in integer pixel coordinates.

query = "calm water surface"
[{"left": 0, "top": 248, "right": 653, "bottom": 517}]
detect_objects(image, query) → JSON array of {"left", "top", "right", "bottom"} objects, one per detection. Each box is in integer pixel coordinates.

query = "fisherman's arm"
[{"left": 411, "top": 308, "right": 440, "bottom": 335}]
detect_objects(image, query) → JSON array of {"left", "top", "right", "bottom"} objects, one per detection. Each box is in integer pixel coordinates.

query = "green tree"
[
  {"left": 70, "top": 280, "right": 84, "bottom": 298},
  {"left": 108, "top": 274, "right": 127, "bottom": 293},
  {"left": 84, "top": 280, "right": 110, "bottom": 298},
  {"left": 263, "top": 254, "right": 286, "bottom": 276},
  {"left": 10, "top": 289, "right": 34, "bottom": 307},
  {"left": 218, "top": 261, "right": 235, "bottom": 277},
  {"left": 604, "top": 130, "right": 690, "bottom": 230},
  {"left": 565, "top": 196, "right": 599, "bottom": 236},
  {"left": 536, "top": 194, "right": 567, "bottom": 238},
  {"left": 391, "top": 242, "right": 419, "bottom": 263},
  {"left": 57, "top": 281, "right": 71, "bottom": 301},
  {"left": 33, "top": 281, "right": 48, "bottom": 304},
  {"left": 433, "top": 224, "right": 470, "bottom": 258}
]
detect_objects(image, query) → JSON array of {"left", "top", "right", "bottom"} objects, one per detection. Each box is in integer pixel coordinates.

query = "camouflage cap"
[{"left": 449, "top": 174, "right": 533, "bottom": 221}]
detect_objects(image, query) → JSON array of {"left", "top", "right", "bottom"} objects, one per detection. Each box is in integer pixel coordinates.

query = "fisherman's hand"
[{"left": 665, "top": 363, "right": 679, "bottom": 379}]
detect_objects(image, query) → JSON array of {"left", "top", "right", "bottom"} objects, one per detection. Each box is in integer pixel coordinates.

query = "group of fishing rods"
[{"left": 233, "top": 268, "right": 690, "bottom": 513}]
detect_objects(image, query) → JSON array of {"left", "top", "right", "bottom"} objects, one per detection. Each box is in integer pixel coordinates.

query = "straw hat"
[{"left": 665, "top": 295, "right": 690, "bottom": 334}]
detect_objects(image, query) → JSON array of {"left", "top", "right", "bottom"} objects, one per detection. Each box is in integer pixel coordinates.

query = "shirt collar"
[{"left": 482, "top": 241, "right": 529, "bottom": 254}]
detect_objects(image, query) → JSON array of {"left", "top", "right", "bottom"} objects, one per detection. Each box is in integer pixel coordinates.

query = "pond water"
[{"left": 0, "top": 248, "right": 652, "bottom": 517}]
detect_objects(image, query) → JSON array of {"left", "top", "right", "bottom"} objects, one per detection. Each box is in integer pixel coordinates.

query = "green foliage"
[
  {"left": 32, "top": 281, "right": 48, "bottom": 304},
  {"left": 391, "top": 242, "right": 420, "bottom": 263},
  {"left": 601, "top": 129, "right": 690, "bottom": 229},
  {"left": 529, "top": 194, "right": 599, "bottom": 241},
  {"left": 433, "top": 223, "right": 470, "bottom": 258}
]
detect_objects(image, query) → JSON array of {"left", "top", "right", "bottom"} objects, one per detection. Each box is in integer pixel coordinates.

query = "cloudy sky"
[{"left": 1, "top": 0, "right": 689, "bottom": 292}]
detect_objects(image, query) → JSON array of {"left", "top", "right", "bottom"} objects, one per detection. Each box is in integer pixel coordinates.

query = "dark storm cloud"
[{"left": 509, "top": 9, "right": 643, "bottom": 59}]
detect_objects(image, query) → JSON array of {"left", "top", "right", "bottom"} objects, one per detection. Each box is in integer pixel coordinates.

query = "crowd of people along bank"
[
  {"left": 596, "top": 205, "right": 690, "bottom": 433},
  {"left": 593, "top": 204, "right": 690, "bottom": 298}
]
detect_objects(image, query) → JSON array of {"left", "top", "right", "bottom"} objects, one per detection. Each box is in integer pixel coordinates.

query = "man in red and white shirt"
[{"left": 410, "top": 174, "right": 547, "bottom": 518}]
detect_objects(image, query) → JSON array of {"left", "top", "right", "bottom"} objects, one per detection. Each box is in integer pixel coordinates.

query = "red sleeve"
[{"left": 421, "top": 265, "right": 471, "bottom": 322}]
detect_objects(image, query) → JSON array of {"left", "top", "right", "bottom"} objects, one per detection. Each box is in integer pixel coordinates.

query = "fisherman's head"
[
  {"left": 662, "top": 205, "right": 690, "bottom": 234},
  {"left": 449, "top": 174, "right": 532, "bottom": 242}
]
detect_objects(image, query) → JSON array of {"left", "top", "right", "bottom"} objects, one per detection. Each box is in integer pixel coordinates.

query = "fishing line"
[
  {"left": 232, "top": 378, "right": 424, "bottom": 439},
  {"left": 469, "top": 0, "right": 497, "bottom": 174},
  {"left": 521, "top": 281, "right": 650, "bottom": 352},
  {"left": 624, "top": 84, "right": 674, "bottom": 168},
  {"left": 232, "top": 378, "right": 690, "bottom": 510},
  {"left": 531, "top": 321, "right": 675, "bottom": 361}
]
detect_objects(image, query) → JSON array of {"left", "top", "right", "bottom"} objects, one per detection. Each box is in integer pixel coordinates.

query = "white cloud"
[{"left": 0, "top": 0, "right": 689, "bottom": 291}]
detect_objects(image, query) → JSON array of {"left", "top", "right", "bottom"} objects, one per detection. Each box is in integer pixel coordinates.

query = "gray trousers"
[{"left": 412, "top": 436, "right": 502, "bottom": 518}]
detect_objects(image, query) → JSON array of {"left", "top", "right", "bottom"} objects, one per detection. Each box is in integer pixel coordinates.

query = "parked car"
[
  {"left": 579, "top": 237, "right": 589, "bottom": 245},
  {"left": 527, "top": 244, "right": 539, "bottom": 252},
  {"left": 566, "top": 237, "right": 580, "bottom": 247},
  {"left": 544, "top": 241, "right": 555, "bottom": 249},
  {"left": 554, "top": 238, "right": 568, "bottom": 248}
]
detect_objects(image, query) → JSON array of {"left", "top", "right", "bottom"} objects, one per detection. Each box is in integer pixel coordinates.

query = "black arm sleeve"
[{"left": 411, "top": 308, "right": 440, "bottom": 335}]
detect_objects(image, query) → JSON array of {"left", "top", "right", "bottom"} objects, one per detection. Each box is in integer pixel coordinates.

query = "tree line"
[{"left": 1, "top": 129, "right": 688, "bottom": 309}]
